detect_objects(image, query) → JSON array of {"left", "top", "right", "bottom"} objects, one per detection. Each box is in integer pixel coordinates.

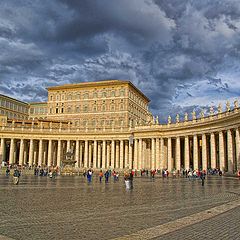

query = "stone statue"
[
  {"left": 168, "top": 115, "right": 171, "bottom": 124},
  {"left": 176, "top": 114, "right": 180, "bottom": 123},
  {"left": 210, "top": 106, "right": 214, "bottom": 116},
  {"left": 218, "top": 103, "right": 222, "bottom": 114},
  {"left": 184, "top": 113, "right": 188, "bottom": 121},
  {"left": 156, "top": 116, "right": 159, "bottom": 124},
  {"left": 226, "top": 101, "right": 231, "bottom": 112},
  {"left": 192, "top": 111, "right": 196, "bottom": 120},
  {"left": 200, "top": 110, "right": 205, "bottom": 118},
  {"left": 152, "top": 116, "right": 155, "bottom": 125},
  {"left": 234, "top": 99, "right": 239, "bottom": 109}
]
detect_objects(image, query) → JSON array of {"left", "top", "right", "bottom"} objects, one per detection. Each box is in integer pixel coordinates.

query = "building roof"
[
  {"left": 0, "top": 94, "right": 29, "bottom": 106},
  {"left": 47, "top": 80, "right": 150, "bottom": 102}
]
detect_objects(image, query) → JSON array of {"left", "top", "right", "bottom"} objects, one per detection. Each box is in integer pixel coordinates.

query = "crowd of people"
[{"left": 2, "top": 163, "right": 240, "bottom": 187}]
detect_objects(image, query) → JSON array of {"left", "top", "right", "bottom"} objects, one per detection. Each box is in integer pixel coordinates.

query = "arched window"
[
  {"left": 83, "top": 93, "right": 89, "bottom": 99},
  {"left": 102, "top": 92, "right": 107, "bottom": 98}
]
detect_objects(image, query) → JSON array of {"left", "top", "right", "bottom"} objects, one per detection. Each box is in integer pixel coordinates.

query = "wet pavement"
[{"left": 0, "top": 174, "right": 239, "bottom": 240}]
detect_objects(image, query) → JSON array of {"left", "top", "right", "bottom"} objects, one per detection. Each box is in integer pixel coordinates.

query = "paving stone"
[{"left": 0, "top": 174, "right": 239, "bottom": 240}]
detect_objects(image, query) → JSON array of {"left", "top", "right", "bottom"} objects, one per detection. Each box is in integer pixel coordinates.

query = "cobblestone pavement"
[{"left": 0, "top": 174, "right": 239, "bottom": 240}]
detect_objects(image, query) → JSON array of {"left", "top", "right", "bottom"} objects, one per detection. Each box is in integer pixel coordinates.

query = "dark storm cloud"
[{"left": 0, "top": 0, "right": 240, "bottom": 122}]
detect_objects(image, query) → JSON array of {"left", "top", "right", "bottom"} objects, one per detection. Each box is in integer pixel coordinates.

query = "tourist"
[
  {"left": 200, "top": 171, "right": 205, "bottom": 186},
  {"left": 13, "top": 168, "right": 20, "bottom": 185},
  {"left": 87, "top": 169, "right": 93, "bottom": 183},
  {"left": 104, "top": 170, "right": 109, "bottom": 183},
  {"left": 6, "top": 167, "right": 10, "bottom": 176},
  {"left": 237, "top": 170, "right": 240, "bottom": 179},
  {"left": 99, "top": 170, "right": 103, "bottom": 182},
  {"left": 124, "top": 170, "right": 133, "bottom": 189}
]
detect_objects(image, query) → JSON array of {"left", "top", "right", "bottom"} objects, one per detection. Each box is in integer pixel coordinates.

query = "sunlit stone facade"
[{"left": 0, "top": 80, "right": 240, "bottom": 173}]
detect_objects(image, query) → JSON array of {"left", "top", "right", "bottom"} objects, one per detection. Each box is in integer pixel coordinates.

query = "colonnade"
[{"left": 0, "top": 128, "right": 239, "bottom": 173}]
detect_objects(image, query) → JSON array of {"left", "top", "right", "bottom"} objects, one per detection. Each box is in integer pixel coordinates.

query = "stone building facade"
[{"left": 0, "top": 80, "right": 239, "bottom": 173}]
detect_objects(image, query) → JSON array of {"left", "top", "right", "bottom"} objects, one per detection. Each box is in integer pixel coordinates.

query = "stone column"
[
  {"left": 167, "top": 137, "right": 172, "bottom": 171},
  {"left": 24, "top": 143, "right": 28, "bottom": 165},
  {"left": 106, "top": 141, "right": 110, "bottom": 168},
  {"left": 210, "top": 133, "right": 216, "bottom": 169},
  {"left": 141, "top": 140, "right": 146, "bottom": 169},
  {"left": 115, "top": 141, "right": 120, "bottom": 169},
  {"left": 67, "top": 140, "right": 71, "bottom": 151},
  {"left": 0, "top": 138, "right": 6, "bottom": 164},
  {"left": 124, "top": 141, "right": 129, "bottom": 169},
  {"left": 47, "top": 139, "right": 52, "bottom": 167},
  {"left": 38, "top": 139, "right": 43, "bottom": 166},
  {"left": 75, "top": 140, "right": 80, "bottom": 168},
  {"left": 138, "top": 138, "right": 142, "bottom": 170},
  {"left": 151, "top": 138, "right": 155, "bottom": 170},
  {"left": 227, "top": 129, "right": 233, "bottom": 173},
  {"left": 88, "top": 142, "right": 92, "bottom": 168},
  {"left": 202, "top": 134, "right": 207, "bottom": 171},
  {"left": 235, "top": 128, "right": 240, "bottom": 171},
  {"left": 219, "top": 131, "right": 225, "bottom": 171},
  {"left": 102, "top": 140, "right": 106, "bottom": 169},
  {"left": 93, "top": 140, "right": 97, "bottom": 169},
  {"left": 83, "top": 140, "right": 88, "bottom": 168},
  {"left": 156, "top": 138, "right": 160, "bottom": 170},
  {"left": 97, "top": 142, "right": 101, "bottom": 169},
  {"left": 79, "top": 142, "right": 83, "bottom": 168},
  {"left": 9, "top": 139, "right": 15, "bottom": 164},
  {"left": 19, "top": 139, "right": 24, "bottom": 166},
  {"left": 129, "top": 140, "right": 133, "bottom": 169},
  {"left": 184, "top": 136, "right": 190, "bottom": 170},
  {"left": 120, "top": 140, "right": 124, "bottom": 169},
  {"left": 159, "top": 138, "right": 164, "bottom": 169},
  {"left": 111, "top": 140, "right": 115, "bottom": 169},
  {"left": 57, "top": 140, "right": 61, "bottom": 167},
  {"left": 176, "top": 136, "right": 181, "bottom": 171},
  {"left": 193, "top": 135, "right": 198, "bottom": 170},
  {"left": 28, "top": 139, "right": 34, "bottom": 166},
  {"left": 133, "top": 139, "right": 138, "bottom": 170}
]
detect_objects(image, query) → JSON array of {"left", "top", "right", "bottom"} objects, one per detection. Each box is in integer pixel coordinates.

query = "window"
[
  {"left": 76, "top": 106, "right": 80, "bottom": 113},
  {"left": 83, "top": 93, "right": 89, "bottom": 99},
  {"left": 67, "top": 107, "right": 72, "bottom": 113},
  {"left": 83, "top": 105, "right": 88, "bottom": 112},
  {"left": 111, "top": 91, "right": 115, "bottom": 97},
  {"left": 93, "top": 92, "right": 98, "bottom": 98},
  {"left": 76, "top": 93, "right": 80, "bottom": 100},
  {"left": 120, "top": 88, "right": 125, "bottom": 97},
  {"left": 102, "top": 92, "right": 107, "bottom": 98},
  {"left": 102, "top": 105, "right": 106, "bottom": 111},
  {"left": 68, "top": 94, "right": 72, "bottom": 100}
]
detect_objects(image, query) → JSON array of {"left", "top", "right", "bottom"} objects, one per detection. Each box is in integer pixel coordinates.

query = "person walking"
[
  {"left": 200, "top": 171, "right": 205, "bottom": 186},
  {"left": 13, "top": 168, "right": 20, "bottom": 185},
  {"left": 99, "top": 170, "right": 103, "bottom": 182},
  {"left": 104, "top": 170, "right": 109, "bottom": 183}
]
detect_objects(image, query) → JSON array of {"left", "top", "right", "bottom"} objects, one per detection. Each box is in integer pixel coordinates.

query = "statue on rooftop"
[
  {"left": 168, "top": 115, "right": 171, "bottom": 124},
  {"left": 192, "top": 110, "right": 196, "bottom": 120},
  {"left": 218, "top": 103, "right": 222, "bottom": 114},
  {"left": 210, "top": 106, "right": 214, "bottom": 116},
  {"left": 226, "top": 101, "right": 231, "bottom": 112},
  {"left": 234, "top": 99, "right": 239, "bottom": 109},
  {"left": 200, "top": 110, "right": 205, "bottom": 118},
  {"left": 176, "top": 114, "right": 180, "bottom": 123},
  {"left": 184, "top": 113, "right": 188, "bottom": 121},
  {"left": 156, "top": 116, "right": 159, "bottom": 124}
]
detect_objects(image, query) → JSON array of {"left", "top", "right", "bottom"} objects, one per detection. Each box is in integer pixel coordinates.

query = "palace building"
[{"left": 0, "top": 80, "right": 239, "bottom": 173}]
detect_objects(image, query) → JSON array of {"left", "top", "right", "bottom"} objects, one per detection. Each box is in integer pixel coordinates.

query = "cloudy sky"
[{"left": 0, "top": 0, "right": 240, "bottom": 122}]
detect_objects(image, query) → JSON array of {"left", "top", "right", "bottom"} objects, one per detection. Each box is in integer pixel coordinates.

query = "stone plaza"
[{"left": 0, "top": 174, "right": 239, "bottom": 240}]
